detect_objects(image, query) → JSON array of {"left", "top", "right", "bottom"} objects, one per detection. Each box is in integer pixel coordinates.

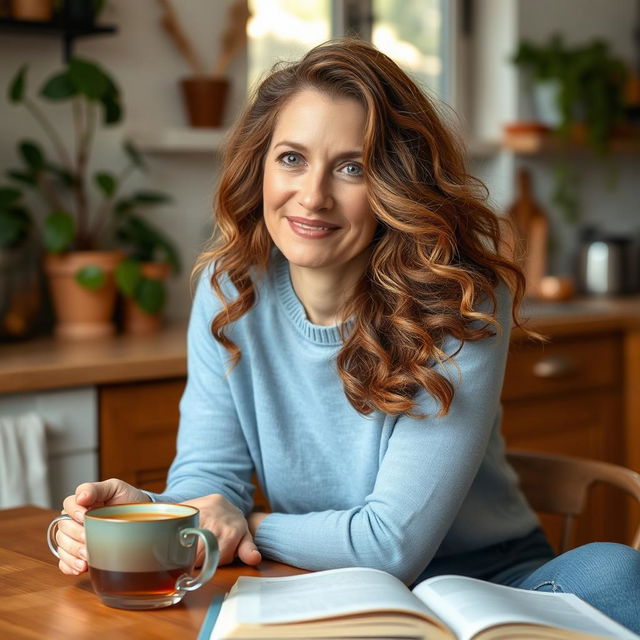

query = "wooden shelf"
[
  {"left": 502, "top": 128, "right": 640, "bottom": 154},
  {"left": 0, "top": 17, "right": 116, "bottom": 37},
  {"left": 0, "top": 17, "right": 117, "bottom": 60},
  {"left": 127, "top": 127, "right": 229, "bottom": 154}
]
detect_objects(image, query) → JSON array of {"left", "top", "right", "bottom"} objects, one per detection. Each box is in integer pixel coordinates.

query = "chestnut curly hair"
[{"left": 194, "top": 38, "right": 527, "bottom": 418}]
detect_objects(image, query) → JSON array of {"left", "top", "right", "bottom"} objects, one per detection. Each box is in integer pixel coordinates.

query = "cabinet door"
[
  {"left": 503, "top": 390, "right": 625, "bottom": 550},
  {"left": 99, "top": 379, "right": 185, "bottom": 493}
]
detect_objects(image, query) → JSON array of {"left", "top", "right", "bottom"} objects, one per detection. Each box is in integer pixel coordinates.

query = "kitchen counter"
[
  {"left": 0, "top": 323, "right": 187, "bottom": 394},
  {"left": 1, "top": 296, "right": 640, "bottom": 395}
]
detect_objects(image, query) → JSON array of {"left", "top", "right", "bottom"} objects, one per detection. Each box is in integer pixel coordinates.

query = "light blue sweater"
[{"left": 150, "top": 251, "right": 538, "bottom": 585}]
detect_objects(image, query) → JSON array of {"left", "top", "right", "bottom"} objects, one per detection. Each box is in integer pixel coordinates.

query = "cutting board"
[{"left": 506, "top": 168, "right": 549, "bottom": 298}]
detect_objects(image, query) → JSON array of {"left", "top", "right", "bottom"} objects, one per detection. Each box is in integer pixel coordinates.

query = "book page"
[
  {"left": 413, "top": 575, "right": 638, "bottom": 640},
  {"left": 226, "top": 567, "right": 440, "bottom": 625}
]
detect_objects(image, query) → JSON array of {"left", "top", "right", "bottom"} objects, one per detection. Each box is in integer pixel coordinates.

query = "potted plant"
[
  {"left": 7, "top": 58, "right": 174, "bottom": 338},
  {"left": 0, "top": 185, "right": 45, "bottom": 340},
  {"left": 114, "top": 203, "right": 181, "bottom": 334},
  {"left": 511, "top": 34, "right": 629, "bottom": 222},
  {"left": 156, "top": 0, "right": 250, "bottom": 127},
  {"left": 10, "top": 0, "right": 53, "bottom": 21}
]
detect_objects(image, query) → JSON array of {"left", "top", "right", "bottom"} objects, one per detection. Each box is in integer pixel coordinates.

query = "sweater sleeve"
[
  {"left": 253, "top": 287, "right": 513, "bottom": 585},
  {"left": 147, "top": 274, "right": 256, "bottom": 513}
]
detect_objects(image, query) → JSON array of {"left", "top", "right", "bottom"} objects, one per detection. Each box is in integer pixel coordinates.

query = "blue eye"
[
  {"left": 342, "top": 163, "right": 363, "bottom": 177},
  {"left": 278, "top": 152, "right": 303, "bottom": 166}
]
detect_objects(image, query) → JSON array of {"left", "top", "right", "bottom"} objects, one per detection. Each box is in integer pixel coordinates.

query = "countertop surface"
[
  {"left": 0, "top": 323, "right": 187, "bottom": 394},
  {"left": 2, "top": 296, "right": 640, "bottom": 395}
]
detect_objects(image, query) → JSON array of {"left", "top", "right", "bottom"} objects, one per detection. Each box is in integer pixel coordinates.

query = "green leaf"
[
  {"left": 0, "top": 187, "right": 22, "bottom": 209},
  {"left": 154, "top": 235, "right": 181, "bottom": 274},
  {"left": 9, "top": 65, "right": 27, "bottom": 103},
  {"left": 116, "top": 214, "right": 181, "bottom": 273},
  {"left": 123, "top": 140, "right": 145, "bottom": 168},
  {"left": 46, "top": 163, "right": 76, "bottom": 187},
  {"left": 19, "top": 140, "right": 45, "bottom": 171},
  {"left": 102, "top": 72, "right": 120, "bottom": 99},
  {"left": 114, "top": 198, "right": 134, "bottom": 216},
  {"left": 0, "top": 207, "right": 30, "bottom": 248},
  {"left": 43, "top": 210, "right": 75, "bottom": 253},
  {"left": 102, "top": 95, "right": 122, "bottom": 125},
  {"left": 132, "top": 190, "right": 172, "bottom": 206},
  {"left": 76, "top": 264, "right": 106, "bottom": 290},
  {"left": 135, "top": 278, "right": 165, "bottom": 314},
  {"left": 40, "top": 71, "right": 77, "bottom": 100},
  {"left": 92, "top": 0, "right": 107, "bottom": 17},
  {"left": 7, "top": 170, "right": 37, "bottom": 187},
  {"left": 115, "top": 258, "right": 142, "bottom": 297},
  {"left": 94, "top": 171, "right": 117, "bottom": 197},
  {"left": 68, "top": 58, "right": 109, "bottom": 99}
]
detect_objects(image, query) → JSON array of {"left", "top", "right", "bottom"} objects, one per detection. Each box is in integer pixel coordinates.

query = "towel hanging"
[{"left": 0, "top": 412, "right": 51, "bottom": 509}]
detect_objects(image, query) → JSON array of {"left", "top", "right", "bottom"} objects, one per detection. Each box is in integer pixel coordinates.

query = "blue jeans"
[
  {"left": 418, "top": 529, "right": 640, "bottom": 633},
  {"left": 506, "top": 541, "right": 640, "bottom": 634}
]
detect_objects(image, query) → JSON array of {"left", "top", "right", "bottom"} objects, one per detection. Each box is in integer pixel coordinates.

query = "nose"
[{"left": 298, "top": 170, "right": 333, "bottom": 211}]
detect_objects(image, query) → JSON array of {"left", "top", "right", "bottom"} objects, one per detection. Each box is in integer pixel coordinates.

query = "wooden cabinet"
[
  {"left": 99, "top": 378, "right": 185, "bottom": 493},
  {"left": 501, "top": 331, "right": 627, "bottom": 550},
  {"left": 96, "top": 329, "right": 632, "bottom": 547}
]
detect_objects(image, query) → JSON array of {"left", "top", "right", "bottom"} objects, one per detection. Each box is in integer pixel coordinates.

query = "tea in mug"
[
  {"left": 91, "top": 512, "right": 185, "bottom": 522},
  {"left": 47, "top": 502, "right": 219, "bottom": 610},
  {"left": 90, "top": 566, "right": 192, "bottom": 597}
]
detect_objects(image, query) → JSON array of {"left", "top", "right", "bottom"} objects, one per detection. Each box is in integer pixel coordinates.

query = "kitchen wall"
[
  {"left": 470, "top": 0, "right": 639, "bottom": 275},
  {"left": 1, "top": 0, "right": 638, "bottom": 319}
]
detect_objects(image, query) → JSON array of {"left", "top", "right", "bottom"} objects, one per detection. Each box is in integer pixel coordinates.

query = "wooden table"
[{"left": 0, "top": 506, "right": 303, "bottom": 639}]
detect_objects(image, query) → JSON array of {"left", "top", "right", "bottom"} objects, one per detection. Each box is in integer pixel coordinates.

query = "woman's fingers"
[
  {"left": 61, "top": 479, "right": 150, "bottom": 525},
  {"left": 236, "top": 530, "right": 261, "bottom": 566},
  {"left": 55, "top": 478, "right": 150, "bottom": 576},
  {"left": 56, "top": 522, "right": 86, "bottom": 558},
  {"left": 57, "top": 517, "right": 85, "bottom": 545},
  {"left": 54, "top": 518, "right": 88, "bottom": 575},
  {"left": 57, "top": 545, "right": 87, "bottom": 575}
]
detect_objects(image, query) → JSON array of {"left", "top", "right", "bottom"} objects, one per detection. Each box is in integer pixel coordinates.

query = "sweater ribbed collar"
[{"left": 273, "top": 252, "right": 352, "bottom": 346}]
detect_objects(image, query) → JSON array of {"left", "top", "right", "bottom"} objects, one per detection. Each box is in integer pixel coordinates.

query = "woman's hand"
[
  {"left": 183, "top": 494, "right": 262, "bottom": 566},
  {"left": 56, "top": 478, "right": 149, "bottom": 576}
]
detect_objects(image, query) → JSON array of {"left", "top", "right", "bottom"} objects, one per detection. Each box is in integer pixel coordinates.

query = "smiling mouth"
[
  {"left": 286, "top": 217, "right": 340, "bottom": 231},
  {"left": 285, "top": 217, "right": 340, "bottom": 239},
  {"left": 293, "top": 221, "right": 334, "bottom": 231}
]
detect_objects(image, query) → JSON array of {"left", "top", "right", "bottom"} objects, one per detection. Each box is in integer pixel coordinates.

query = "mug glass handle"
[
  {"left": 175, "top": 527, "right": 219, "bottom": 592},
  {"left": 47, "top": 514, "right": 73, "bottom": 559}
]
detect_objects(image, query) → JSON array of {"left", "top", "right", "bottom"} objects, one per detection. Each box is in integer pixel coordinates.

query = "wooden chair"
[{"left": 506, "top": 449, "right": 640, "bottom": 552}]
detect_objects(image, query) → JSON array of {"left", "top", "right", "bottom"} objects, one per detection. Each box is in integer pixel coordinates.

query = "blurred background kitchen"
[{"left": 1, "top": 0, "right": 639, "bottom": 552}]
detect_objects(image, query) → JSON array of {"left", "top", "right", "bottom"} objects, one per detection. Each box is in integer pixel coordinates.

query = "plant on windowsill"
[
  {"left": 6, "top": 58, "right": 174, "bottom": 339},
  {"left": 511, "top": 34, "right": 629, "bottom": 223}
]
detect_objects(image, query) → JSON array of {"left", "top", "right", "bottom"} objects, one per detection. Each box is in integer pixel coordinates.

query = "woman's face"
[{"left": 262, "top": 89, "right": 377, "bottom": 276}]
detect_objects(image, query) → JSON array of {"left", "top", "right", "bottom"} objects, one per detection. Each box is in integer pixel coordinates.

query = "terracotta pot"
[
  {"left": 44, "top": 251, "right": 122, "bottom": 340},
  {"left": 122, "top": 261, "right": 170, "bottom": 335},
  {"left": 11, "top": 0, "right": 53, "bottom": 20},
  {"left": 180, "top": 76, "right": 229, "bottom": 128}
]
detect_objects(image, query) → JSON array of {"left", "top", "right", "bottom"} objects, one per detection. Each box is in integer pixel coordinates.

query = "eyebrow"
[{"left": 273, "top": 140, "right": 363, "bottom": 161}]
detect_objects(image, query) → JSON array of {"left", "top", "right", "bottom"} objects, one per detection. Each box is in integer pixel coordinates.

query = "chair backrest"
[{"left": 506, "top": 449, "right": 640, "bottom": 553}]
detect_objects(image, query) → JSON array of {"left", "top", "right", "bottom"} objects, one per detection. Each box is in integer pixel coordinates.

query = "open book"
[{"left": 207, "top": 567, "right": 638, "bottom": 640}]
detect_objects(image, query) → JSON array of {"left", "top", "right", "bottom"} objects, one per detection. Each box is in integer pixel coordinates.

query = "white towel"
[{"left": 0, "top": 413, "right": 51, "bottom": 509}]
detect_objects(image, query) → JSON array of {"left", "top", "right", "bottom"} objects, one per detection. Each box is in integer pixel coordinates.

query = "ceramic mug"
[{"left": 47, "top": 502, "right": 219, "bottom": 610}]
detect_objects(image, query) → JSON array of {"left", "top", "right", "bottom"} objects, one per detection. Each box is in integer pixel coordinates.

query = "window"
[
  {"left": 247, "top": 0, "right": 454, "bottom": 102},
  {"left": 247, "top": 0, "right": 332, "bottom": 91}
]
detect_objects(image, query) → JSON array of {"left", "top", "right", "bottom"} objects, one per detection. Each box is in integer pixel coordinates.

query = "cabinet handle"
[{"left": 532, "top": 355, "right": 577, "bottom": 379}]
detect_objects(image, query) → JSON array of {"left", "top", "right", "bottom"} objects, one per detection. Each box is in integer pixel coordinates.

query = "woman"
[{"left": 55, "top": 39, "right": 640, "bottom": 631}]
